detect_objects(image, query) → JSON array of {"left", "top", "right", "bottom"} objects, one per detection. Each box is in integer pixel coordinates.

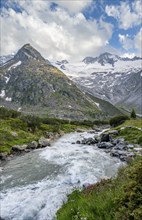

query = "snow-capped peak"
[{"left": 82, "top": 52, "right": 142, "bottom": 66}]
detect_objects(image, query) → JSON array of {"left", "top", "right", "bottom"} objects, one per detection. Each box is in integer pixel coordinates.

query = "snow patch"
[
  {"left": 5, "top": 97, "right": 12, "bottom": 101},
  {"left": 5, "top": 76, "right": 10, "bottom": 84},
  {"left": 8, "top": 61, "right": 21, "bottom": 71},
  {"left": 0, "top": 90, "right": 5, "bottom": 97},
  {"left": 95, "top": 102, "right": 100, "bottom": 108}
]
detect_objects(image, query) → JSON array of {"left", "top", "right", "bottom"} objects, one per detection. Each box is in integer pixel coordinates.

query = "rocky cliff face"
[
  {"left": 0, "top": 44, "right": 99, "bottom": 119},
  {"left": 53, "top": 53, "right": 142, "bottom": 115}
]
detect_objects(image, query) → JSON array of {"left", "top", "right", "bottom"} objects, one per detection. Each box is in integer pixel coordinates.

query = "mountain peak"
[{"left": 14, "top": 43, "right": 46, "bottom": 62}]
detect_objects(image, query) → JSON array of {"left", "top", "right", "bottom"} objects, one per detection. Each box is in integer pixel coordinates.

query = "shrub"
[
  {"left": 93, "top": 119, "right": 109, "bottom": 125},
  {"left": 20, "top": 115, "right": 41, "bottom": 132},
  {"left": 110, "top": 115, "right": 130, "bottom": 127},
  {"left": 70, "top": 120, "right": 93, "bottom": 127},
  {"left": 138, "top": 136, "right": 142, "bottom": 145},
  {"left": 0, "top": 107, "right": 21, "bottom": 119},
  {"left": 41, "top": 117, "right": 69, "bottom": 125},
  {"left": 131, "top": 108, "right": 136, "bottom": 119}
]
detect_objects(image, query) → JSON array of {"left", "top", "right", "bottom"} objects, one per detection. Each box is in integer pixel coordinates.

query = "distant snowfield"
[
  {"left": 52, "top": 59, "right": 142, "bottom": 114},
  {"left": 52, "top": 59, "right": 141, "bottom": 77}
]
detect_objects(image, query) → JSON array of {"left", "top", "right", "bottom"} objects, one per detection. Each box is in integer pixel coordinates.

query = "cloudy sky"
[{"left": 0, "top": 0, "right": 142, "bottom": 61}]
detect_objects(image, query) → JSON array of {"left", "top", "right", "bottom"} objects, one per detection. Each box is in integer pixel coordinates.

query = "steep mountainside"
[
  {"left": 0, "top": 44, "right": 99, "bottom": 119},
  {"left": 86, "top": 93, "right": 123, "bottom": 116},
  {"left": 53, "top": 53, "right": 142, "bottom": 115}
]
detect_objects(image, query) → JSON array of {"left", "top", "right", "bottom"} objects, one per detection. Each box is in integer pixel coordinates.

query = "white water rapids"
[{"left": 0, "top": 131, "right": 123, "bottom": 220}]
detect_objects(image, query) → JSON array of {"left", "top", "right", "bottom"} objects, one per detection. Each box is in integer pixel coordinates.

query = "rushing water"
[{"left": 0, "top": 131, "right": 123, "bottom": 220}]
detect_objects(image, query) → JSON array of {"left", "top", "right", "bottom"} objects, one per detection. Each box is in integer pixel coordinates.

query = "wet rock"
[
  {"left": 110, "top": 150, "right": 126, "bottom": 158},
  {"left": 89, "top": 130, "right": 95, "bottom": 134},
  {"left": 81, "top": 137, "right": 98, "bottom": 145},
  {"left": 100, "top": 134, "right": 111, "bottom": 142},
  {"left": 12, "top": 144, "right": 28, "bottom": 151},
  {"left": 76, "top": 140, "right": 81, "bottom": 144},
  {"left": 98, "top": 142, "right": 114, "bottom": 149},
  {"left": 38, "top": 137, "right": 51, "bottom": 147},
  {"left": 112, "top": 137, "right": 125, "bottom": 145},
  {"left": 0, "top": 153, "right": 8, "bottom": 160},
  {"left": 127, "top": 144, "right": 134, "bottom": 149},
  {"left": 27, "top": 141, "right": 38, "bottom": 149},
  {"left": 114, "top": 143, "right": 127, "bottom": 151},
  {"left": 119, "top": 153, "right": 135, "bottom": 162}
]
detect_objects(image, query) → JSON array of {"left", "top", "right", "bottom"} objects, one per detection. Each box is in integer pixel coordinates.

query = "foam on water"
[{"left": 0, "top": 131, "right": 123, "bottom": 220}]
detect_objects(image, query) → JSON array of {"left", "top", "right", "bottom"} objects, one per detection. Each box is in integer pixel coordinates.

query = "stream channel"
[{"left": 0, "top": 130, "right": 123, "bottom": 220}]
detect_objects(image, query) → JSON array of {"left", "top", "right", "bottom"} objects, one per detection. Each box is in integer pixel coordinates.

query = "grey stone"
[
  {"left": 100, "top": 134, "right": 111, "bottom": 142},
  {"left": 98, "top": 142, "right": 114, "bottom": 149},
  {"left": 12, "top": 144, "right": 28, "bottom": 151},
  {"left": 38, "top": 137, "right": 51, "bottom": 147},
  {"left": 127, "top": 144, "right": 134, "bottom": 149},
  {"left": 114, "top": 143, "right": 127, "bottom": 151},
  {"left": 81, "top": 137, "right": 98, "bottom": 145},
  {"left": 44, "top": 132, "right": 54, "bottom": 138},
  {"left": 27, "top": 141, "right": 38, "bottom": 149},
  {"left": 11, "top": 132, "right": 18, "bottom": 137},
  {"left": 0, "top": 153, "right": 8, "bottom": 160}
]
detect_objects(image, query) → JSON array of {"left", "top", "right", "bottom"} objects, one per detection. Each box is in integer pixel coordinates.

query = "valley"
[{"left": 0, "top": 45, "right": 142, "bottom": 220}]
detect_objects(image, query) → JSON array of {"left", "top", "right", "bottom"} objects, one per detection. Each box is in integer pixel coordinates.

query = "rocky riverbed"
[
  {"left": 75, "top": 127, "right": 142, "bottom": 162},
  {"left": 0, "top": 130, "right": 123, "bottom": 220}
]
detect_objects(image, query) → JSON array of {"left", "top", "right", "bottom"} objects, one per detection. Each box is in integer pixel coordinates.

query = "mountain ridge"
[
  {"left": 82, "top": 52, "right": 142, "bottom": 66},
  {"left": 52, "top": 54, "right": 142, "bottom": 115},
  {"left": 0, "top": 44, "right": 101, "bottom": 119}
]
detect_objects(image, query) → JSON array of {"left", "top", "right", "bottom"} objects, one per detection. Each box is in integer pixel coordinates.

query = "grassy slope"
[
  {"left": 56, "top": 119, "right": 142, "bottom": 220},
  {"left": 57, "top": 157, "right": 142, "bottom": 220},
  {"left": 0, "top": 118, "right": 90, "bottom": 154},
  {"left": 87, "top": 93, "right": 123, "bottom": 116},
  {"left": 115, "top": 119, "right": 142, "bottom": 146}
]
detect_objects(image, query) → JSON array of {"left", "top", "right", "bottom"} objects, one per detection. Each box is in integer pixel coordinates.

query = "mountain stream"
[{"left": 0, "top": 131, "right": 123, "bottom": 220}]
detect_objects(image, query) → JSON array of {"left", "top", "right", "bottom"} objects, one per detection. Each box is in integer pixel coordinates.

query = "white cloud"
[
  {"left": 0, "top": 0, "right": 113, "bottom": 61},
  {"left": 105, "top": 0, "right": 142, "bottom": 30},
  {"left": 134, "top": 28, "right": 142, "bottom": 53},
  {"left": 118, "top": 28, "right": 142, "bottom": 57},
  {"left": 52, "top": 0, "right": 93, "bottom": 14},
  {"left": 118, "top": 34, "right": 133, "bottom": 50}
]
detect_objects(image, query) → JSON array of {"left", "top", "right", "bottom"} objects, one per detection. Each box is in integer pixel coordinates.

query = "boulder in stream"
[{"left": 100, "top": 134, "right": 111, "bottom": 142}]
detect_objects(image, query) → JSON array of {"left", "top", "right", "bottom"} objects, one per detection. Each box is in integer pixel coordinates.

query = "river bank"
[
  {"left": 0, "top": 130, "right": 64, "bottom": 165},
  {"left": 0, "top": 119, "right": 141, "bottom": 219},
  {"left": 0, "top": 123, "right": 109, "bottom": 165}
]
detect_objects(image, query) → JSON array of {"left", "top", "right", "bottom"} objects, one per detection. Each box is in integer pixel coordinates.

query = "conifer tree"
[{"left": 130, "top": 108, "right": 136, "bottom": 119}]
